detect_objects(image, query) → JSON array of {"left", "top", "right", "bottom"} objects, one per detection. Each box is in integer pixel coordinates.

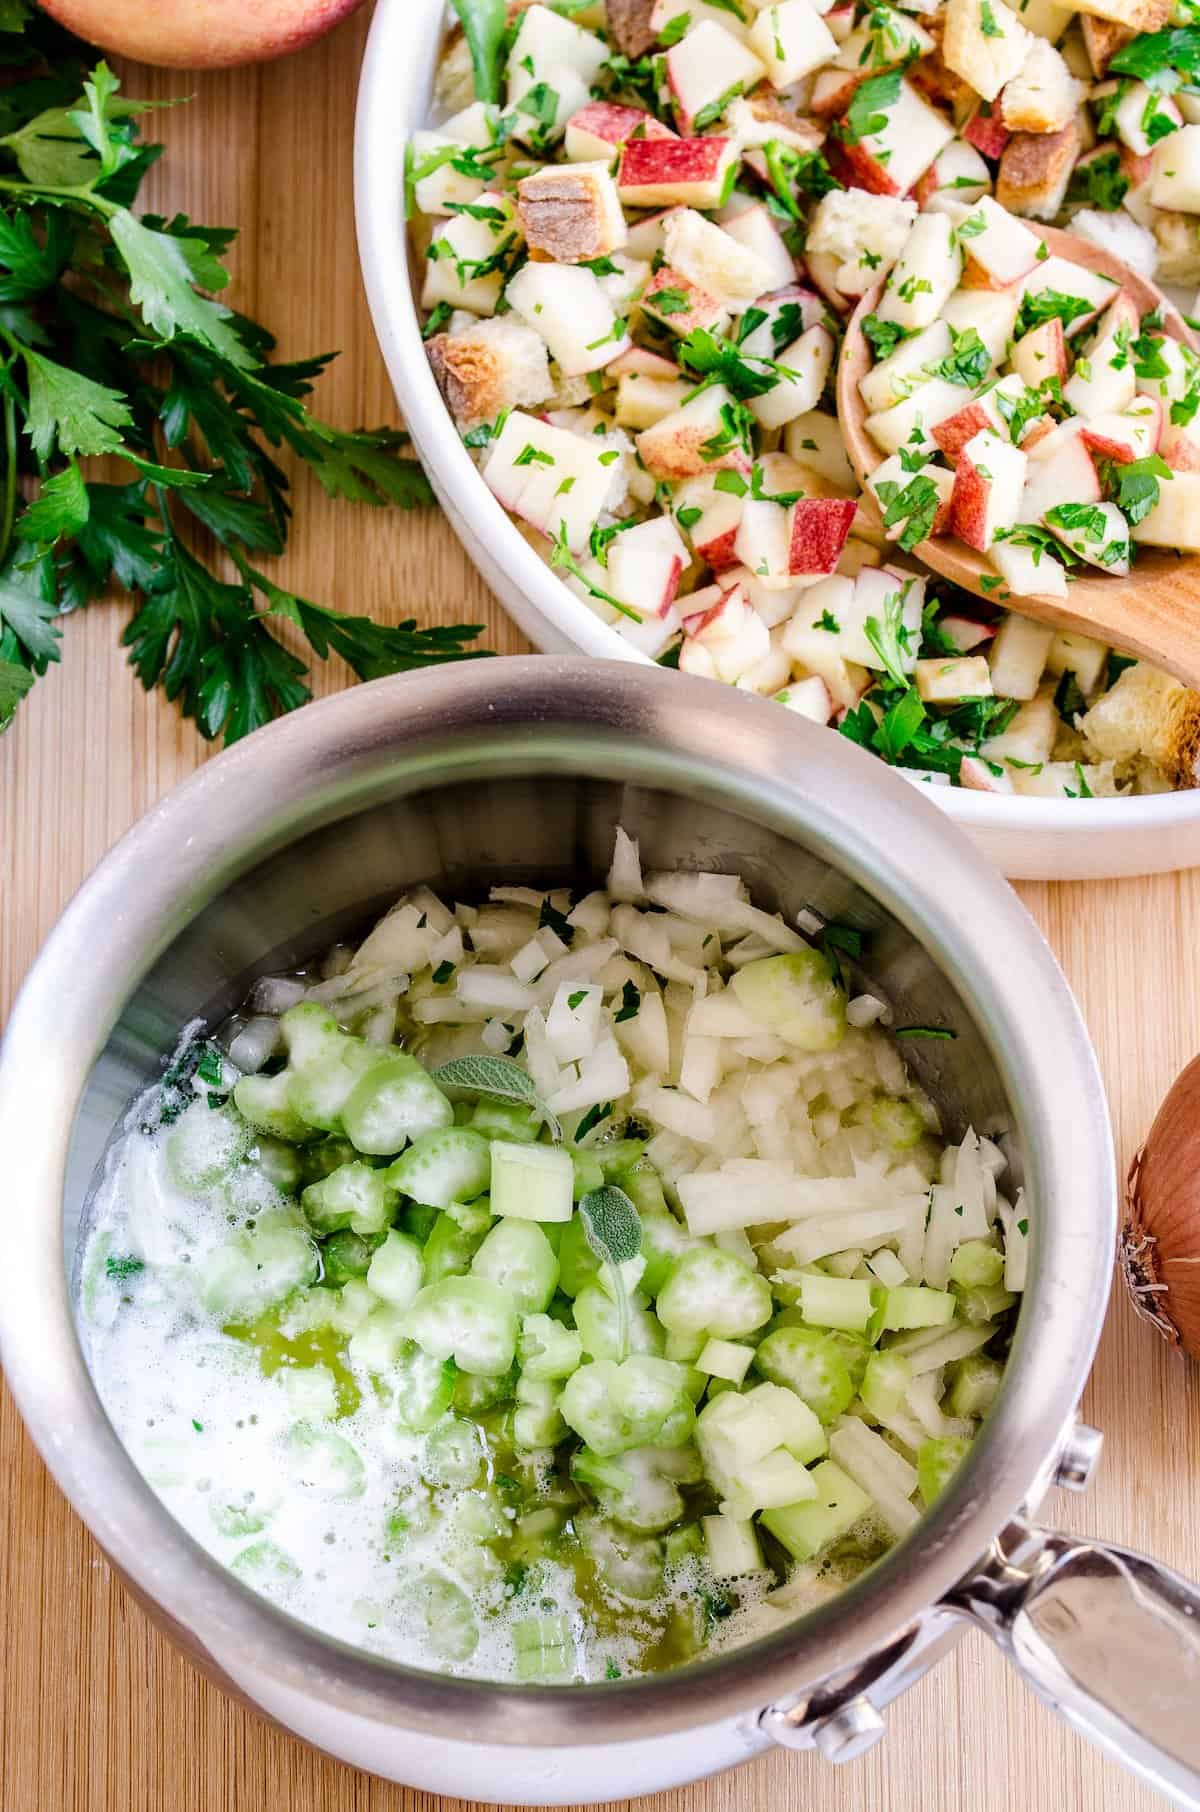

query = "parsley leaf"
[
  {"left": 1015, "top": 289, "right": 1094, "bottom": 339},
  {"left": 842, "top": 68, "right": 902, "bottom": 145},
  {"left": 862, "top": 314, "right": 914, "bottom": 360},
  {"left": 1104, "top": 452, "right": 1171, "bottom": 526},
  {"left": 1110, "top": 25, "right": 1200, "bottom": 81},
  {"left": 1067, "top": 149, "right": 1129, "bottom": 213},
  {"left": 863, "top": 583, "right": 915, "bottom": 686}
]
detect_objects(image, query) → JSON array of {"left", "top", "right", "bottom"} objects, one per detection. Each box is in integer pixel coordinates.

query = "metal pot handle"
[{"left": 950, "top": 1519, "right": 1200, "bottom": 1809}]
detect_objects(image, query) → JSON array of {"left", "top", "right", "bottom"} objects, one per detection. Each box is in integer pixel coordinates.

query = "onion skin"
[{"left": 1123, "top": 1053, "right": 1200, "bottom": 1360}]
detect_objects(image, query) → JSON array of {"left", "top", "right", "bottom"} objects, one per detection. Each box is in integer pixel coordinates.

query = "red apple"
[
  {"left": 963, "top": 106, "right": 1011, "bottom": 161},
  {"left": 617, "top": 136, "right": 737, "bottom": 208},
  {"left": 811, "top": 67, "right": 867, "bottom": 118},
  {"left": 932, "top": 401, "right": 996, "bottom": 466},
  {"left": 959, "top": 755, "right": 1013, "bottom": 793},
  {"left": 829, "top": 137, "right": 900, "bottom": 197},
  {"left": 641, "top": 264, "right": 727, "bottom": 335},
  {"left": 939, "top": 614, "right": 997, "bottom": 653},
  {"left": 788, "top": 498, "right": 857, "bottom": 575},
  {"left": 39, "top": 0, "right": 363, "bottom": 66},
  {"left": 682, "top": 583, "right": 745, "bottom": 638},
  {"left": 609, "top": 346, "right": 681, "bottom": 379},
  {"left": 565, "top": 103, "right": 676, "bottom": 161}
]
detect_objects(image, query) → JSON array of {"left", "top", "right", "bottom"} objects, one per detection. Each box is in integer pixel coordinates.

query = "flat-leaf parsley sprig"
[{"left": 0, "top": 11, "right": 486, "bottom": 741}]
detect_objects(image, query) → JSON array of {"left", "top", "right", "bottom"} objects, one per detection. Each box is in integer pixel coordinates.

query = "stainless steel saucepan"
[{"left": 2, "top": 657, "right": 1198, "bottom": 1806}]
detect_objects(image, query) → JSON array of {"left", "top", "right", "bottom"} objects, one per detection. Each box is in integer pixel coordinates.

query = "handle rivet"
[
  {"left": 811, "top": 1696, "right": 887, "bottom": 1764},
  {"left": 1054, "top": 1422, "right": 1104, "bottom": 1493}
]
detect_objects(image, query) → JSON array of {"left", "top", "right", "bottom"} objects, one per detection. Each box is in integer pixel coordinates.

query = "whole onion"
[{"left": 1123, "top": 1054, "right": 1200, "bottom": 1359}]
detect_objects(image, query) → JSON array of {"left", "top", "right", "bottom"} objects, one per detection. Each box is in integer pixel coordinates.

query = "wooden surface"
[{"left": 2, "top": 11, "right": 1199, "bottom": 1810}]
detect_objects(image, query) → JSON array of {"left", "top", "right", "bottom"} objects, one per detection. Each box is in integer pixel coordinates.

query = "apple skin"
[{"left": 38, "top": 0, "right": 366, "bottom": 69}]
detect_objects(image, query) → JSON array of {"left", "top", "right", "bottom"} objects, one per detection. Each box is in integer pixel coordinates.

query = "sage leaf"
[
  {"left": 578, "top": 1186, "right": 643, "bottom": 1267},
  {"left": 431, "top": 1053, "right": 561, "bottom": 1140}
]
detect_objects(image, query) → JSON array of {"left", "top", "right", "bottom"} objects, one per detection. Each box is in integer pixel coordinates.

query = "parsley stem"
[
  {"left": 0, "top": 175, "right": 116, "bottom": 217},
  {"left": 0, "top": 391, "right": 16, "bottom": 571}
]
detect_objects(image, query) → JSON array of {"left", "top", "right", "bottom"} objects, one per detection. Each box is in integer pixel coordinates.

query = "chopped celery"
[
  {"left": 656, "top": 1248, "right": 772, "bottom": 1339},
  {"left": 300, "top": 1137, "right": 357, "bottom": 1185},
  {"left": 761, "top": 1461, "right": 872, "bottom": 1562},
  {"left": 470, "top": 1097, "right": 542, "bottom": 1144},
  {"left": 697, "top": 1338, "right": 754, "bottom": 1384},
  {"left": 198, "top": 1212, "right": 318, "bottom": 1321},
  {"left": 880, "top": 1286, "right": 956, "bottom": 1332},
  {"left": 798, "top": 1274, "right": 877, "bottom": 1333},
  {"left": 868, "top": 1095, "right": 925, "bottom": 1151},
  {"left": 697, "top": 1383, "right": 826, "bottom": 1496},
  {"left": 454, "top": 1363, "right": 517, "bottom": 1415},
  {"left": 234, "top": 1071, "right": 313, "bottom": 1144},
  {"left": 556, "top": 1215, "right": 602, "bottom": 1297},
  {"left": 518, "top": 1312, "right": 583, "bottom": 1380},
  {"left": 321, "top": 1229, "right": 375, "bottom": 1287},
  {"left": 422, "top": 1415, "right": 486, "bottom": 1487},
  {"left": 576, "top": 1512, "right": 665, "bottom": 1600},
  {"left": 572, "top": 1442, "right": 700, "bottom": 1532},
  {"left": 569, "top": 1147, "right": 607, "bottom": 1198},
  {"left": 302, "top": 1160, "right": 397, "bottom": 1237},
  {"left": 731, "top": 949, "right": 846, "bottom": 1052},
  {"left": 574, "top": 1282, "right": 664, "bottom": 1362},
  {"left": 471, "top": 1218, "right": 559, "bottom": 1314},
  {"left": 703, "top": 1513, "right": 763, "bottom": 1577},
  {"left": 664, "top": 1521, "right": 704, "bottom": 1569},
  {"left": 753, "top": 1325, "right": 854, "bottom": 1425},
  {"left": 401, "top": 1199, "right": 440, "bottom": 1243},
  {"left": 513, "top": 1614, "right": 574, "bottom": 1680},
  {"left": 393, "top": 1343, "right": 457, "bottom": 1432},
  {"left": 947, "top": 1353, "right": 1003, "bottom": 1419},
  {"left": 860, "top": 1349, "right": 913, "bottom": 1421},
  {"left": 722, "top": 1448, "right": 817, "bottom": 1520},
  {"left": 560, "top": 1355, "right": 695, "bottom": 1457},
  {"left": 954, "top": 1283, "right": 1017, "bottom": 1325},
  {"left": 917, "top": 1434, "right": 973, "bottom": 1506},
  {"left": 385, "top": 1128, "right": 491, "bottom": 1208},
  {"left": 284, "top": 1420, "right": 366, "bottom": 1498},
  {"left": 342, "top": 1053, "right": 453, "bottom": 1155},
  {"left": 366, "top": 1229, "right": 425, "bottom": 1309},
  {"left": 491, "top": 1141, "right": 575, "bottom": 1223},
  {"left": 230, "top": 1540, "right": 301, "bottom": 1587},
  {"left": 405, "top": 1276, "right": 519, "bottom": 1376},
  {"left": 638, "top": 1209, "right": 698, "bottom": 1299},
  {"left": 348, "top": 1305, "right": 408, "bottom": 1372},
  {"left": 949, "top": 1239, "right": 1006, "bottom": 1290},
  {"left": 408, "top": 1570, "right": 479, "bottom": 1661},
  {"left": 166, "top": 1100, "right": 250, "bottom": 1191},
  {"left": 423, "top": 1206, "right": 492, "bottom": 1282},
  {"left": 282, "top": 1005, "right": 381, "bottom": 1134},
  {"left": 616, "top": 1162, "right": 668, "bottom": 1219},
  {"left": 664, "top": 1326, "right": 706, "bottom": 1365},
  {"left": 513, "top": 1374, "right": 566, "bottom": 1448}
]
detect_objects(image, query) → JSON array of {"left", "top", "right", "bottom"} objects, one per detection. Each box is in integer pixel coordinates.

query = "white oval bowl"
[{"left": 353, "top": 0, "right": 1200, "bottom": 881}]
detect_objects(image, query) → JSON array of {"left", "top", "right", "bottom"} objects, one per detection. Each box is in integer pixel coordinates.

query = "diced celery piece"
[
  {"left": 868, "top": 1095, "right": 925, "bottom": 1151},
  {"left": 197, "top": 1211, "right": 318, "bottom": 1320},
  {"left": 366, "top": 1229, "right": 425, "bottom": 1309},
  {"left": 422, "top": 1415, "right": 486, "bottom": 1487},
  {"left": 234, "top": 1070, "right": 313, "bottom": 1143},
  {"left": 665, "top": 1326, "right": 706, "bottom": 1365},
  {"left": 560, "top": 1355, "right": 696, "bottom": 1457},
  {"left": 385, "top": 1128, "right": 491, "bottom": 1207},
  {"left": 574, "top": 1283, "right": 664, "bottom": 1362},
  {"left": 761, "top": 1461, "right": 873, "bottom": 1562},
  {"left": 703, "top": 1513, "right": 763, "bottom": 1577},
  {"left": 209, "top": 1485, "right": 277, "bottom": 1538},
  {"left": 519, "top": 1312, "right": 583, "bottom": 1380},
  {"left": 470, "top": 1097, "right": 543, "bottom": 1144},
  {"left": 572, "top": 1443, "right": 700, "bottom": 1532},
  {"left": 556, "top": 1214, "right": 601, "bottom": 1296},
  {"left": 594, "top": 1139, "right": 647, "bottom": 1180},
  {"left": 342, "top": 1053, "right": 453, "bottom": 1155},
  {"left": 639, "top": 1207, "right": 697, "bottom": 1298},
  {"left": 722, "top": 1448, "right": 818, "bottom": 1519},
  {"left": 230, "top": 1540, "right": 300, "bottom": 1587},
  {"left": 402, "top": 1200, "right": 440, "bottom": 1243},
  {"left": 731, "top": 949, "right": 846, "bottom": 1052},
  {"left": 946, "top": 1352, "right": 1003, "bottom": 1419},
  {"left": 697, "top": 1382, "right": 826, "bottom": 1493},
  {"left": 954, "top": 1283, "right": 1017, "bottom": 1325},
  {"left": 166, "top": 1100, "right": 250, "bottom": 1190},
  {"left": 454, "top": 1363, "right": 517, "bottom": 1415},
  {"left": 881, "top": 1285, "right": 956, "bottom": 1331},
  {"left": 405, "top": 1275, "right": 519, "bottom": 1376},
  {"left": 665, "top": 1521, "right": 704, "bottom": 1569},
  {"left": 393, "top": 1343, "right": 457, "bottom": 1432},
  {"left": 302, "top": 1160, "right": 396, "bottom": 1236},
  {"left": 753, "top": 1326, "right": 854, "bottom": 1425},
  {"left": 348, "top": 1304, "right": 408, "bottom": 1371},
  {"left": 698, "top": 1338, "right": 754, "bottom": 1384},
  {"left": 284, "top": 1420, "right": 366, "bottom": 1499},
  {"left": 619, "top": 1162, "right": 669, "bottom": 1219},
  {"left": 569, "top": 1147, "right": 606, "bottom": 1198},
  {"left": 301, "top": 1136, "right": 357, "bottom": 1185},
  {"left": 860, "top": 1349, "right": 913, "bottom": 1420},
  {"left": 917, "top": 1434, "right": 973, "bottom": 1506},
  {"left": 491, "top": 1140, "right": 575, "bottom": 1222},
  {"left": 513, "top": 1614, "right": 574, "bottom": 1681},
  {"left": 408, "top": 1570, "right": 479, "bottom": 1660},
  {"left": 798, "top": 1274, "right": 877, "bottom": 1333},
  {"left": 575, "top": 1511, "right": 664, "bottom": 1600},
  {"left": 422, "top": 1206, "right": 492, "bottom": 1282},
  {"left": 949, "top": 1239, "right": 1006, "bottom": 1290},
  {"left": 656, "top": 1248, "right": 772, "bottom": 1339},
  {"left": 285, "top": 1014, "right": 381, "bottom": 1134},
  {"left": 320, "top": 1228, "right": 375, "bottom": 1287},
  {"left": 513, "top": 1374, "right": 566, "bottom": 1448},
  {"left": 471, "top": 1217, "right": 560, "bottom": 1314}
]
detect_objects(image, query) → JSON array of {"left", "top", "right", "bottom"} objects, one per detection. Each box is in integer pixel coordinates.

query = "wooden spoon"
[{"left": 836, "top": 223, "right": 1200, "bottom": 687}]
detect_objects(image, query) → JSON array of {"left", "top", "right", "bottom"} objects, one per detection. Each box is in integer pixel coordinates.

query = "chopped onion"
[{"left": 227, "top": 1015, "right": 282, "bottom": 1074}]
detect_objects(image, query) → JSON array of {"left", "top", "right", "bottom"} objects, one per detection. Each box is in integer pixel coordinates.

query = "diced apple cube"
[
  {"left": 618, "top": 135, "right": 740, "bottom": 208},
  {"left": 932, "top": 374, "right": 1029, "bottom": 465},
  {"left": 1150, "top": 123, "right": 1200, "bottom": 212},
  {"left": 641, "top": 264, "right": 729, "bottom": 336},
  {"left": 875, "top": 213, "right": 963, "bottom": 333},
  {"left": 650, "top": 0, "right": 754, "bottom": 40},
  {"left": 614, "top": 600, "right": 684, "bottom": 658},
  {"left": 956, "top": 196, "right": 1042, "bottom": 286},
  {"left": 1011, "top": 318, "right": 1066, "bottom": 389},
  {"left": 987, "top": 613, "right": 1055, "bottom": 696},
  {"left": 505, "top": 6, "right": 610, "bottom": 148},
  {"left": 737, "top": 638, "right": 793, "bottom": 697},
  {"left": 1062, "top": 303, "right": 1138, "bottom": 419},
  {"left": 789, "top": 497, "right": 859, "bottom": 574},
  {"left": 915, "top": 138, "right": 992, "bottom": 213},
  {"left": 1113, "top": 81, "right": 1183, "bottom": 162},
  {"left": 606, "top": 517, "right": 689, "bottom": 617},
  {"left": 1009, "top": 760, "right": 1124, "bottom": 798},
  {"left": 719, "top": 203, "right": 797, "bottom": 294},
  {"left": 1019, "top": 420, "right": 1103, "bottom": 521},
  {"left": 864, "top": 376, "right": 973, "bottom": 456},
  {"left": 777, "top": 675, "right": 835, "bottom": 722},
  {"left": 981, "top": 684, "right": 1058, "bottom": 765},
  {"left": 1016, "top": 257, "right": 1119, "bottom": 335},
  {"left": 736, "top": 497, "right": 794, "bottom": 583},
  {"left": 943, "top": 0, "right": 1033, "bottom": 103},
  {"left": 410, "top": 130, "right": 487, "bottom": 216},
  {"left": 749, "top": 0, "right": 838, "bottom": 88},
  {"left": 1079, "top": 405, "right": 1158, "bottom": 464},
  {"left": 686, "top": 582, "right": 772, "bottom": 680},
  {"left": 988, "top": 535, "right": 1068, "bottom": 601},
  {"left": 959, "top": 755, "right": 1014, "bottom": 793},
  {"left": 1043, "top": 499, "right": 1131, "bottom": 573},
  {"left": 784, "top": 412, "right": 857, "bottom": 492},
  {"left": 672, "top": 475, "right": 746, "bottom": 571},
  {"left": 516, "top": 163, "right": 627, "bottom": 263},
  {"left": 483, "top": 410, "right": 624, "bottom": 550},
  {"left": 749, "top": 325, "right": 835, "bottom": 430},
  {"left": 1131, "top": 471, "right": 1200, "bottom": 550},
  {"left": 506, "top": 263, "right": 630, "bottom": 376},
  {"left": 943, "top": 287, "right": 1021, "bottom": 363},
  {"left": 915, "top": 655, "right": 993, "bottom": 702},
  {"left": 866, "top": 455, "right": 954, "bottom": 543},
  {"left": 738, "top": 289, "right": 829, "bottom": 361},
  {"left": 1045, "top": 629, "right": 1110, "bottom": 696},
  {"left": 830, "top": 566, "right": 925, "bottom": 674},
  {"left": 615, "top": 373, "right": 693, "bottom": 429},
  {"left": 963, "top": 105, "right": 1012, "bottom": 162},
  {"left": 666, "top": 22, "right": 766, "bottom": 135},
  {"left": 1134, "top": 333, "right": 1196, "bottom": 406},
  {"left": 422, "top": 196, "right": 521, "bottom": 317},
  {"left": 663, "top": 207, "right": 779, "bottom": 307},
  {"left": 859, "top": 322, "right": 953, "bottom": 415},
  {"left": 950, "top": 428, "right": 1027, "bottom": 551},
  {"left": 565, "top": 101, "right": 676, "bottom": 161},
  {"left": 836, "top": 79, "right": 955, "bottom": 198},
  {"left": 637, "top": 383, "right": 752, "bottom": 480}
]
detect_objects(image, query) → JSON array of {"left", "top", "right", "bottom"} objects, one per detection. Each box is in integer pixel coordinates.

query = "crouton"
[
  {"left": 662, "top": 207, "right": 779, "bottom": 306},
  {"left": 1071, "top": 205, "right": 1158, "bottom": 280},
  {"left": 727, "top": 92, "right": 826, "bottom": 154},
  {"left": 943, "top": 0, "right": 1032, "bottom": 104},
  {"left": 1079, "top": 663, "right": 1200, "bottom": 789},
  {"left": 996, "top": 119, "right": 1080, "bottom": 217},
  {"left": 426, "top": 318, "right": 554, "bottom": 431},
  {"left": 907, "top": 13, "right": 977, "bottom": 120},
  {"left": 806, "top": 188, "right": 918, "bottom": 292},
  {"left": 1071, "top": 0, "right": 1169, "bottom": 31},
  {"left": 516, "top": 163, "right": 627, "bottom": 262},
  {"left": 434, "top": 28, "right": 478, "bottom": 115},
  {"left": 1153, "top": 209, "right": 1200, "bottom": 284},
  {"left": 606, "top": 0, "right": 657, "bottom": 57},
  {"left": 1001, "top": 39, "right": 1082, "bottom": 134},
  {"left": 1080, "top": 13, "right": 1134, "bottom": 76}
]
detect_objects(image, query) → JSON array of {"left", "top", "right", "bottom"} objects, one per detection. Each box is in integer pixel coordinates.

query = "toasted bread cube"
[
  {"left": 944, "top": 0, "right": 1032, "bottom": 103},
  {"left": 1080, "top": 13, "right": 1134, "bottom": 76},
  {"left": 426, "top": 318, "right": 553, "bottom": 432},
  {"left": 1080, "top": 662, "right": 1200, "bottom": 786},
  {"left": 505, "top": 6, "right": 609, "bottom": 148},
  {"left": 516, "top": 163, "right": 627, "bottom": 263},
  {"left": 874, "top": 212, "right": 963, "bottom": 332},
  {"left": 915, "top": 656, "right": 994, "bottom": 702},
  {"left": 506, "top": 263, "right": 630, "bottom": 376},
  {"left": 607, "top": 0, "right": 658, "bottom": 57},
  {"left": 663, "top": 207, "right": 779, "bottom": 306},
  {"left": 1153, "top": 210, "right": 1200, "bottom": 284},
  {"left": 996, "top": 121, "right": 1080, "bottom": 219},
  {"left": 749, "top": 0, "right": 839, "bottom": 87},
  {"left": 637, "top": 384, "right": 752, "bottom": 480},
  {"left": 1071, "top": 0, "right": 1170, "bottom": 29},
  {"left": 1001, "top": 40, "right": 1082, "bottom": 135},
  {"left": 807, "top": 189, "right": 917, "bottom": 295}
]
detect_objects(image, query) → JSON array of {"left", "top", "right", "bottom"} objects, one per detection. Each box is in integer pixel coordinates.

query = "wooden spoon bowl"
[{"left": 837, "top": 222, "right": 1200, "bottom": 687}]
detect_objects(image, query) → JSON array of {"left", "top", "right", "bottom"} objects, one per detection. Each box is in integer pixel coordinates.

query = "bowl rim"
[
  {"left": 351, "top": 0, "right": 1200, "bottom": 869},
  {"left": 0, "top": 656, "right": 1115, "bottom": 1747}
]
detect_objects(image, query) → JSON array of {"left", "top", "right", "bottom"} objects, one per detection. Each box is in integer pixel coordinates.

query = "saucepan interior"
[{"left": 0, "top": 657, "right": 1115, "bottom": 1748}]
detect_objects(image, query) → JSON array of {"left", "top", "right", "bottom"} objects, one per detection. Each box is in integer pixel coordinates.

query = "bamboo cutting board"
[{"left": 3, "top": 11, "right": 1200, "bottom": 1810}]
